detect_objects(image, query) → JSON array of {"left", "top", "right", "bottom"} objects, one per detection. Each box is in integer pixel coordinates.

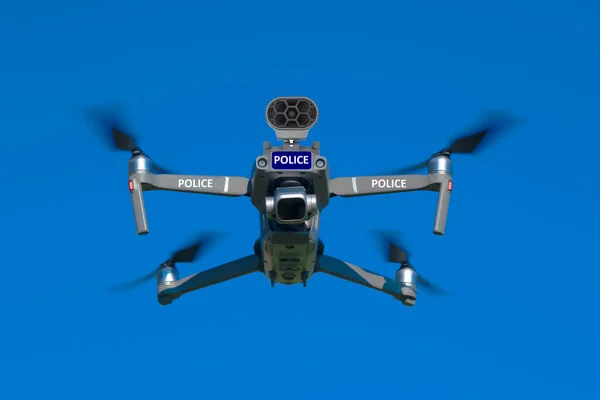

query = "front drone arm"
[
  {"left": 157, "top": 254, "right": 262, "bottom": 305},
  {"left": 128, "top": 171, "right": 250, "bottom": 235},
  {"left": 315, "top": 255, "right": 413, "bottom": 304},
  {"left": 329, "top": 174, "right": 452, "bottom": 235},
  {"left": 135, "top": 172, "right": 250, "bottom": 196},
  {"left": 329, "top": 175, "right": 439, "bottom": 196}
]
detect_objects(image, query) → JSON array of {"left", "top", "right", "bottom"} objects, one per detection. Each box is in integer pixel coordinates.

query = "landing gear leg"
[
  {"left": 301, "top": 271, "right": 308, "bottom": 287},
  {"left": 269, "top": 271, "right": 276, "bottom": 287}
]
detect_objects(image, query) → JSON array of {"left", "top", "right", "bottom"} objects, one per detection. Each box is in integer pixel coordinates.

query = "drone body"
[{"left": 96, "top": 97, "right": 515, "bottom": 307}]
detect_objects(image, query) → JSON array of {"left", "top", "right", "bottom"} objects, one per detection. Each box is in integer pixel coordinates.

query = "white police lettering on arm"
[
  {"left": 273, "top": 154, "right": 310, "bottom": 165},
  {"left": 371, "top": 179, "right": 407, "bottom": 189},
  {"left": 178, "top": 178, "right": 214, "bottom": 188}
]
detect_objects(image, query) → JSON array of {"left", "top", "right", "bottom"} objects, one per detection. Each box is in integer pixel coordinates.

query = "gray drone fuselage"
[{"left": 250, "top": 140, "right": 329, "bottom": 285}]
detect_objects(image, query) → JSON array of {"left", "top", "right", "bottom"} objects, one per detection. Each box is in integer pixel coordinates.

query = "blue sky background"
[{"left": 1, "top": 1, "right": 598, "bottom": 399}]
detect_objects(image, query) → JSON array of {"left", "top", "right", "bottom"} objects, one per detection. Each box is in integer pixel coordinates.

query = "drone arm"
[
  {"left": 329, "top": 174, "right": 452, "bottom": 235},
  {"left": 157, "top": 255, "right": 262, "bottom": 304},
  {"left": 315, "top": 255, "right": 408, "bottom": 302},
  {"left": 135, "top": 172, "right": 250, "bottom": 196},
  {"left": 329, "top": 174, "right": 444, "bottom": 197},
  {"left": 128, "top": 172, "right": 251, "bottom": 235}
]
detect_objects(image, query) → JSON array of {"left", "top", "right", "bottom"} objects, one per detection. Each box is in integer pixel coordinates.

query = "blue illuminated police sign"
[{"left": 271, "top": 151, "right": 313, "bottom": 170}]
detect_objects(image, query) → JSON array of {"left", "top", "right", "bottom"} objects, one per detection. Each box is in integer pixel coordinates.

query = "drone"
[{"left": 90, "top": 97, "right": 516, "bottom": 306}]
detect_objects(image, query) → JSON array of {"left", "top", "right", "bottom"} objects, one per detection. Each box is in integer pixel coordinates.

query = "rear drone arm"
[
  {"left": 329, "top": 174, "right": 452, "bottom": 235},
  {"left": 156, "top": 254, "right": 262, "bottom": 305},
  {"left": 128, "top": 171, "right": 250, "bottom": 235},
  {"left": 315, "top": 255, "right": 415, "bottom": 306}
]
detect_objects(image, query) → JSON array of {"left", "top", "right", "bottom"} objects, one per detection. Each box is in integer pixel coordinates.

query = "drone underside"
[{"left": 89, "top": 97, "right": 517, "bottom": 307}]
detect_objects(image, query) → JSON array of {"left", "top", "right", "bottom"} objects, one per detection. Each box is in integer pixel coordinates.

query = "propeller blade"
[
  {"left": 106, "top": 232, "right": 223, "bottom": 293},
  {"left": 85, "top": 104, "right": 137, "bottom": 152},
  {"left": 106, "top": 270, "right": 157, "bottom": 293},
  {"left": 170, "top": 233, "right": 220, "bottom": 264},
  {"left": 111, "top": 126, "right": 138, "bottom": 152},
  {"left": 385, "top": 111, "right": 520, "bottom": 175},
  {"left": 417, "top": 276, "right": 448, "bottom": 295},
  {"left": 376, "top": 231, "right": 411, "bottom": 264},
  {"left": 444, "top": 111, "right": 518, "bottom": 155},
  {"left": 85, "top": 104, "right": 175, "bottom": 174}
]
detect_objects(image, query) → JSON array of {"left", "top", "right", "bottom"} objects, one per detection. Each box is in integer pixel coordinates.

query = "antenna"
[{"left": 266, "top": 97, "right": 319, "bottom": 142}]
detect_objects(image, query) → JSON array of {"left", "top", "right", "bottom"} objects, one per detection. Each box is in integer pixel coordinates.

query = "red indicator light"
[
  {"left": 128, "top": 180, "right": 134, "bottom": 193},
  {"left": 448, "top": 181, "right": 453, "bottom": 192}
]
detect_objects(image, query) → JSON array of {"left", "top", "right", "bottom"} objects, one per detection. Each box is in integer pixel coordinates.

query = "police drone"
[{"left": 90, "top": 97, "right": 516, "bottom": 306}]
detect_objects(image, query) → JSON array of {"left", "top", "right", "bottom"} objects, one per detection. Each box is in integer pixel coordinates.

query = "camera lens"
[{"left": 277, "top": 197, "right": 306, "bottom": 221}]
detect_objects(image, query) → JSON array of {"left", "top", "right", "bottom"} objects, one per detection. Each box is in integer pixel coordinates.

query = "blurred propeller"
[
  {"left": 389, "top": 112, "right": 520, "bottom": 175},
  {"left": 376, "top": 231, "right": 447, "bottom": 295},
  {"left": 107, "top": 233, "right": 221, "bottom": 293},
  {"left": 85, "top": 104, "right": 173, "bottom": 174}
]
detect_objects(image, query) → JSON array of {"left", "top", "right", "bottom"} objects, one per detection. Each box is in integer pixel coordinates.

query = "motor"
[{"left": 395, "top": 265, "right": 418, "bottom": 307}]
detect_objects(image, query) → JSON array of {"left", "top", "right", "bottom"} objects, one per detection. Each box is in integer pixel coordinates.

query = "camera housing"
[{"left": 265, "top": 186, "right": 317, "bottom": 224}]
